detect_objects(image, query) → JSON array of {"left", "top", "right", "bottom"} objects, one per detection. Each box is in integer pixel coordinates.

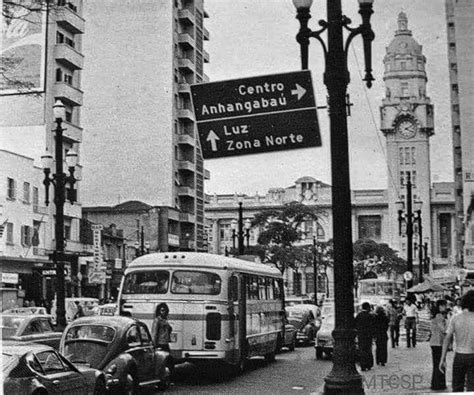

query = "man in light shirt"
[
  {"left": 403, "top": 298, "right": 418, "bottom": 348},
  {"left": 439, "top": 290, "right": 474, "bottom": 392}
]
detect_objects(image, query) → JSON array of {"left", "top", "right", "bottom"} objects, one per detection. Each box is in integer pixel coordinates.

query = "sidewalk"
[{"left": 314, "top": 341, "right": 456, "bottom": 394}]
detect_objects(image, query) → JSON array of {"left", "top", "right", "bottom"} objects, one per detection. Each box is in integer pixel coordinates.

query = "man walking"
[
  {"left": 403, "top": 297, "right": 418, "bottom": 348},
  {"left": 355, "top": 302, "right": 375, "bottom": 371},
  {"left": 387, "top": 299, "right": 402, "bottom": 348}
]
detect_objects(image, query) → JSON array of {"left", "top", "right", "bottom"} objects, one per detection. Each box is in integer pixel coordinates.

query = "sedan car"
[
  {"left": 286, "top": 305, "right": 321, "bottom": 346},
  {"left": 1, "top": 314, "right": 62, "bottom": 349},
  {"left": 315, "top": 313, "right": 334, "bottom": 359},
  {"left": 2, "top": 342, "right": 106, "bottom": 394},
  {"left": 60, "top": 316, "right": 172, "bottom": 393}
]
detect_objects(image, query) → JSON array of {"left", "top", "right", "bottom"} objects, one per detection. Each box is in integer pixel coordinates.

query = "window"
[
  {"left": 64, "top": 73, "right": 73, "bottom": 85},
  {"left": 126, "top": 326, "right": 141, "bottom": 348},
  {"left": 171, "top": 270, "right": 221, "bottom": 295},
  {"left": 56, "top": 31, "right": 64, "bottom": 43},
  {"left": 23, "top": 182, "right": 30, "bottom": 203},
  {"left": 228, "top": 276, "right": 238, "bottom": 301},
  {"left": 7, "top": 178, "right": 16, "bottom": 199},
  {"left": 21, "top": 225, "right": 32, "bottom": 246},
  {"left": 122, "top": 270, "right": 169, "bottom": 294},
  {"left": 36, "top": 351, "right": 66, "bottom": 374},
  {"left": 33, "top": 187, "right": 39, "bottom": 212},
  {"left": 401, "top": 82, "right": 409, "bottom": 97},
  {"left": 138, "top": 324, "right": 152, "bottom": 346},
  {"left": 258, "top": 277, "right": 266, "bottom": 300},
  {"left": 6, "top": 223, "right": 13, "bottom": 244},
  {"left": 56, "top": 68, "right": 62, "bottom": 82},
  {"left": 401, "top": 62, "right": 406, "bottom": 70},
  {"left": 247, "top": 276, "right": 259, "bottom": 300},
  {"left": 358, "top": 215, "right": 382, "bottom": 241}
]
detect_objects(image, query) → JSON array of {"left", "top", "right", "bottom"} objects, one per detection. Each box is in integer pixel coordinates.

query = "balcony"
[
  {"left": 54, "top": 82, "right": 83, "bottom": 106},
  {"left": 203, "top": 50, "right": 210, "bottom": 63},
  {"left": 177, "top": 108, "right": 194, "bottom": 121},
  {"left": 177, "top": 160, "right": 195, "bottom": 172},
  {"left": 180, "top": 212, "right": 196, "bottom": 223},
  {"left": 203, "top": 27, "right": 210, "bottom": 41},
  {"left": 178, "top": 133, "right": 195, "bottom": 146},
  {"left": 178, "top": 186, "right": 195, "bottom": 197},
  {"left": 178, "top": 9, "right": 195, "bottom": 24},
  {"left": 178, "top": 33, "right": 195, "bottom": 49},
  {"left": 56, "top": 6, "right": 85, "bottom": 34},
  {"left": 178, "top": 58, "right": 195, "bottom": 73},
  {"left": 62, "top": 121, "right": 83, "bottom": 143},
  {"left": 54, "top": 44, "right": 84, "bottom": 70},
  {"left": 178, "top": 83, "right": 191, "bottom": 94}
]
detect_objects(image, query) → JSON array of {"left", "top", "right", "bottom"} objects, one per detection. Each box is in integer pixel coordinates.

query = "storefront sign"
[
  {"left": 1, "top": 272, "right": 18, "bottom": 284},
  {"left": 90, "top": 224, "right": 105, "bottom": 284},
  {"left": 168, "top": 233, "right": 180, "bottom": 246}
]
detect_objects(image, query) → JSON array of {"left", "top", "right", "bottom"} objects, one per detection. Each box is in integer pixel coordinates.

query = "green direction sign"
[{"left": 190, "top": 70, "right": 321, "bottom": 159}]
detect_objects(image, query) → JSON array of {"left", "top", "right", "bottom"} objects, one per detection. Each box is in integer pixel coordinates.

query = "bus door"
[
  {"left": 238, "top": 274, "right": 248, "bottom": 360},
  {"left": 227, "top": 274, "right": 239, "bottom": 351}
]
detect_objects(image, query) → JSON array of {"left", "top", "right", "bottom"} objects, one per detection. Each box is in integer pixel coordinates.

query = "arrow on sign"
[
  {"left": 206, "top": 130, "right": 220, "bottom": 151},
  {"left": 291, "top": 84, "right": 306, "bottom": 100}
]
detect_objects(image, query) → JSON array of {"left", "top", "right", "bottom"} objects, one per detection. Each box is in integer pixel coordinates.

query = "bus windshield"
[
  {"left": 122, "top": 270, "right": 169, "bottom": 294},
  {"left": 171, "top": 270, "right": 221, "bottom": 295},
  {"left": 359, "top": 280, "right": 401, "bottom": 298}
]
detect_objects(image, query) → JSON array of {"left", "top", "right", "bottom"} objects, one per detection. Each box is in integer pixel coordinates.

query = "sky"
[{"left": 202, "top": 0, "right": 452, "bottom": 196}]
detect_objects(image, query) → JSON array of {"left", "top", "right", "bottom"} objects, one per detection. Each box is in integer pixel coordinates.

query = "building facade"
[
  {"left": 206, "top": 14, "right": 457, "bottom": 298},
  {"left": 445, "top": 0, "right": 474, "bottom": 270},
  {"left": 80, "top": 0, "right": 210, "bottom": 252},
  {"left": 0, "top": 0, "right": 85, "bottom": 308}
]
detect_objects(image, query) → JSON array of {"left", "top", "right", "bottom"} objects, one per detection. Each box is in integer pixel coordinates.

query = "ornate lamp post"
[
  {"left": 41, "top": 100, "right": 78, "bottom": 330},
  {"left": 293, "top": 0, "right": 374, "bottom": 392},
  {"left": 396, "top": 174, "right": 422, "bottom": 288},
  {"left": 230, "top": 219, "right": 237, "bottom": 250},
  {"left": 244, "top": 218, "right": 252, "bottom": 248},
  {"left": 312, "top": 236, "right": 318, "bottom": 304}
]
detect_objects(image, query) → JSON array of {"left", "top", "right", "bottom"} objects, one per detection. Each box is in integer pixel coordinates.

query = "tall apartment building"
[
  {"left": 81, "top": 0, "right": 210, "bottom": 252},
  {"left": 445, "top": 0, "right": 474, "bottom": 269},
  {"left": 0, "top": 0, "right": 85, "bottom": 307}
]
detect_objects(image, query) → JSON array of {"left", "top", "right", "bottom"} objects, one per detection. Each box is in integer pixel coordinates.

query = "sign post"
[{"left": 191, "top": 71, "right": 321, "bottom": 159}]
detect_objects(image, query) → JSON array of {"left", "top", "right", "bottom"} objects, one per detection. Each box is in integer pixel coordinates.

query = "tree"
[
  {"left": 252, "top": 201, "right": 325, "bottom": 274},
  {"left": 353, "top": 238, "right": 406, "bottom": 288}
]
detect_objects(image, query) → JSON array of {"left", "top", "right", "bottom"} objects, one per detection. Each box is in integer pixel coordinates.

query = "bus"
[
  {"left": 357, "top": 278, "right": 404, "bottom": 306},
  {"left": 117, "top": 252, "right": 286, "bottom": 372}
]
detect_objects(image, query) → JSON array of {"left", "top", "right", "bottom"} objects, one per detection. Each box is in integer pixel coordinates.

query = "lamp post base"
[{"left": 323, "top": 328, "right": 364, "bottom": 394}]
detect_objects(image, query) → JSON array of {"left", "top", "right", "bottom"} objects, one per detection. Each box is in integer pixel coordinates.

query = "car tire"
[
  {"left": 289, "top": 335, "right": 296, "bottom": 351},
  {"left": 93, "top": 377, "right": 106, "bottom": 395},
  {"left": 124, "top": 372, "right": 138, "bottom": 395},
  {"left": 316, "top": 348, "right": 323, "bottom": 360}
]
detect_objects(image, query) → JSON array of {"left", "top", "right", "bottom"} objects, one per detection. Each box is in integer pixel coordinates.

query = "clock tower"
[{"left": 380, "top": 12, "right": 434, "bottom": 255}]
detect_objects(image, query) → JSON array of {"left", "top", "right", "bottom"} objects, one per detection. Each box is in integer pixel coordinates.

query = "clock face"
[{"left": 396, "top": 120, "right": 417, "bottom": 139}]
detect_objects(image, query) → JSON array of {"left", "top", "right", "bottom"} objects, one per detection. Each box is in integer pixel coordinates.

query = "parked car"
[
  {"left": 1, "top": 314, "right": 62, "bottom": 349},
  {"left": 315, "top": 313, "right": 335, "bottom": 359},
  {"left": 60, "top": 315, "right": 173, "bottom": 393},
  {"left": 51, "top": 297, "right": 100, "bottom": 324},
  {"left": 284, "top": 295, "right": 313, "bottom": 308},
  {"left": 3, "top": 307, "right": 48, "bottom": 315},
  {"left": 286, "top": 304, "right": 321, "bottom": 346},
  {"left": 2, "top": 342, "right": 106, "bottom": 394}
]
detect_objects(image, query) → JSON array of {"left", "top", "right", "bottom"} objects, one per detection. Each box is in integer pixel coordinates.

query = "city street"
[{"left": 168, "top": 346, "right": 331, "bottom": 394}]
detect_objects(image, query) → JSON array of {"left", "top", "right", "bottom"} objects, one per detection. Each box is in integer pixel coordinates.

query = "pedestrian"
[
  {"left": 151, "top": 302, "right": 172, "bottom": 351},
  {"left": 403, "top": 297, "right": 418, "bottom": 348},
  {"left": 387, "top": 299, "right": 402, "bottom": 348},
  {"left": 74, "top": 301, "right": 85, "bottom": 319},
  {"left": 440, "top": 290, "right": 474, "bottom": 392},
  {"left": 430, "top": 299, "right": 448, "bottom": 391},
  {"left": 355, "top": 302, "right": 375, "bottom": 371},
  {"left": 374, "top": 305, "right": 389, "bottom": 366}
]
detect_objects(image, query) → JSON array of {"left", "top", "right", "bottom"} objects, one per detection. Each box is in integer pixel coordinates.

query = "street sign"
[
  {"left": 191, "top": 70, "right": 321, "bottom": 159},
  {"left": 403, "top": 271, "right": 413, "bottom": 281}
]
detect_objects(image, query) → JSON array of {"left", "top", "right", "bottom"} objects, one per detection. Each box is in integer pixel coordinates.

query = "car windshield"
[
  {"left": 63, "top": 325, "right": 115, "bottom": 368},
  {"left": 171, "top": 270, "right": 221, "bottom": 295},
  {"left": 122, "top": 270, "right": 169, "bottom": 294},
  {"left": 1, "top": 316, "right": 25, "bottom": 338}
]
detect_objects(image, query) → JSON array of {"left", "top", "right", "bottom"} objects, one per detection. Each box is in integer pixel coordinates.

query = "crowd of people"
[{"left": 354, "top": 289, "right": 474, "bottom": 392}]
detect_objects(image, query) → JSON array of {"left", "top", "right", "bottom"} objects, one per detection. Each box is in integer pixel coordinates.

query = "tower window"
[{"left": 401, "top": 82, "right": 409, "bottom": 97}]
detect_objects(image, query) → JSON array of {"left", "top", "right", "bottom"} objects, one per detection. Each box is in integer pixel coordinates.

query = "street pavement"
[{"left": 313, "top": 340, "right": 455, "bottom": 394}]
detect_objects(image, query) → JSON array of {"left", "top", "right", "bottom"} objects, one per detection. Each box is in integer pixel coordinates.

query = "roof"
[
  {"left": 127, "top": 252, "right": 282, "bottom": 277},
  {"left": 2, "top": 341, "right": 53, "bottom": 355},
  {"left": 66, "top": 315, "right": 138, "bottom": 328},
  {"left": 386, "top": 12, "right": 423, "bottom": 57}
]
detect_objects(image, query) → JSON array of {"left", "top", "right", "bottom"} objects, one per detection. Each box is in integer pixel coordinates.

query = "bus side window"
[
  {"left": 259, "top": 277, "right": 266, "bottom": 300},
  {"left": 267, "top": 278, "right": 274, "bottom": 300},
  {"left": 229, "top": 276, "right": 238, "bottom": 301}
]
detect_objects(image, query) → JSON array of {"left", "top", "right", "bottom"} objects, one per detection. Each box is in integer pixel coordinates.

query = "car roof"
[
  {"left": 1, "top": 314, "right": 51, "bottom": 319},
  {"left": 2, "top": 341, "right": 54, "bottom": 355},
  {"left": 66, "top": 315, "right": 139, "bottom": 328}
]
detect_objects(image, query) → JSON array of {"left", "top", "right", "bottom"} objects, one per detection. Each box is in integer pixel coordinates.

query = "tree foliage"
[{"left": 252, "top": 201, "right": 326, "bottom": 273}]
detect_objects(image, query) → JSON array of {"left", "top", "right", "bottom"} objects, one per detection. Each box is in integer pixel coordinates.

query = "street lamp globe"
[
  {"left": 244, "top": 218, "right": 252, "bottom": 229},
  {"left": 292, "top": 0, "right": 313, "bottom": 10},
  {"left": 230, "top": 219, "right": 238, "bottom": 230},
  {"left": 65, "top": 149, "right": 78, "bottom": 169},
  {"left": 41, "top": 152, "right": 53, "bottom": 169},
  {"left": 53, "top": 100, "right": 66, "bottom": 121}
]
